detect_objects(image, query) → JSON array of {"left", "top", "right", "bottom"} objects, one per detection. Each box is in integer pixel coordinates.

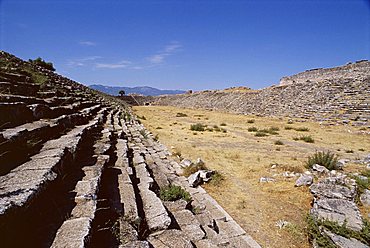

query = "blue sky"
[{"left": 1, "top": 0, "right": 369, "bottom": 90}]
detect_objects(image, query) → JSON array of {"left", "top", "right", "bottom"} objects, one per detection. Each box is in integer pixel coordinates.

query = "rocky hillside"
[
  {"left": 280, "top": 60, "right": 370, "bottom": 86},
  {"left": 152, "top": 61, "right": 370, "bottom": 126},
  {"left": 0, "top": 51, "right": 260, "bottom": 248}
]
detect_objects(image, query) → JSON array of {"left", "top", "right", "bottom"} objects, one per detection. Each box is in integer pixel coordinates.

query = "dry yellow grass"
[{"left": 133, "top": 105, "right": 370, "bottom": 248}]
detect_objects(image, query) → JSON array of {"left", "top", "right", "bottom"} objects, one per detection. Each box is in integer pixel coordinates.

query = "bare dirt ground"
[{"left": 133, "top": 105, "right": 370, "bottom": 248}]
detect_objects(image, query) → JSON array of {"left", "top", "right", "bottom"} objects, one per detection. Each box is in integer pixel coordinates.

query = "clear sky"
[{"left": 1, "top": 0, "right": 369, "bottom": 90}]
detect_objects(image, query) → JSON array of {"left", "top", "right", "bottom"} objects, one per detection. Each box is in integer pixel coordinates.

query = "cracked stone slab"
[
  {"left": 148, "top": 229, "right": 193, "bottom": 248},
  {"left": 312, "top": 198, "right": 363, "bottom": 231},
  {"left": 51, "top": 217, "right": 91, "bottom": 248}
]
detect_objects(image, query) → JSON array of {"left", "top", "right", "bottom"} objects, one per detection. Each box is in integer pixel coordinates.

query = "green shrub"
[
  {"left": 160, "top": 185, "right": 191, "bottom": 202},
  {"left": 294, "top": 135, "right": 314, "bottom": 143},
  {"left": 176, "top": 112, "right": 188, "bottom": 117},
  {"left": 190, "top": 123, "right": 206, "bottom": 131},
  {"left": 255, "top": 131, "right": 268, "bottom": 137},
  {"left": 305, "top": 151, "right": 338, "bottom": 170},
  {"left": 247, "top": 119, "right": 255, "bottom": 124},
  {"left": 248, "top": 127, "right": 258, "bottom": 132},
  {"left": 306, "top": 215, "right": 337, "bottom": 248},
  {"left": 354, "top": 170, "right": 370, "bottom": 204},
  {"left": 139, "top": 129, "right": 148, "bottom": 139},
  {"left": 210, "top": 171, "right": 225, "bottom": 186},
  {"left": 300, "top": 135, "right": 314, "bottom": 143},
  {"left": 275, "top": 140, "right": 284, "bottom": 145},
  {"left": 269, "top": 127, "right": 280, "bottom": 131},
  {"left": 182, "top": 162, "right": 208, "bottom": 177},
  {"left": 294, "top": 127, "right": 309, "bottom": 132},
  {"left": 29, "top": 57, "right": 55, "bottom": 71}
]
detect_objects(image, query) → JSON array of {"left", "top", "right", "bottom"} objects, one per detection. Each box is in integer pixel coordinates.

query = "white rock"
[
  {"left": 180, "top": 159, "right": 193, "bottom": 168},
  {"left": 259, "top": 177, "right": 275, "bottom": 183},
  {"left": 312, "top": 164, "right": 329, "bottom": 174},
  {"left": 295, "top": 174, "right": 313, "bottom": 187}
]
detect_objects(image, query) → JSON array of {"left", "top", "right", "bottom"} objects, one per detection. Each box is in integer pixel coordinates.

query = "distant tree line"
[{"left": 29, "top": 57, "right": 55, "bottom": 71}]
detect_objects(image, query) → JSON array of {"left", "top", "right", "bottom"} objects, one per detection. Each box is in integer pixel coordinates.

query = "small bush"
[
  {"left": 306, "top": 215, "right": 336, "bottom": 248},
  {"left": 139, "top": 129, "right": 148, "bottom": 139},
  {"left": 176, "top": 112, "right": 188, "bottom": 117},
  {"left": 210, "top": 171, "right": 225, "bottom": 186},
  {"left": 247, "top": 119, "right": 255, "bottom": 124},
  {"left": 305, "top": 151, "right": 338, "bottom": 170},
  {"left": 294, "top": 127, "right": 309, "bottom": 132},
  {"left": 345, "top": 150, "right": 354, "bottom": 153},
  {"left": 300, "top": 135, "right": 314, "bottom": 143},
  {"left": 182, "top": 162, "right": 208, "bottom": 177},
  {"left": 255, "top": 131, "right": 268, "bottom": 137},
  {"left": 29, "top": 57, "right": 55, "bottom": 71},
  {"left": 156, "top": 126, "right": 163, "bottom": 129},
  {"left": 354, "top": 170, "right": 370, "bottom": 204},
  {"left": 275, "top": 140, "right": 284, "bottom": 145},
  {"left": 269, "top": 127, "right": 280, "bottom": 131},
  {"left": 138, "top": 115, "right": 146, "bottom": 120},
  {"left": 220, "top": 123, "right": 227, "bottom": 126},
  {"left": 160, "top": 185, "right": 192, "bottom": 202},
  {"left": 248, "top": 127, "right": 258, "bottom": 132},
  {"left": 294, "top": 135, "right": 314, "bottom": 143},
  {"left": 190, "top": 123, "right": 206, "bottom": 131},
  {"left": 221, "top": 128, "right": 227, "bottom": 133},
  {"left": 285, "top": 126, "right": 294, "bottom": 130}
]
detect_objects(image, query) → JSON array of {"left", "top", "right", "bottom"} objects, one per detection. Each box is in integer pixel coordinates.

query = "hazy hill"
[{"left": 89, "top": 84, "right": 185, "bottom": 96}]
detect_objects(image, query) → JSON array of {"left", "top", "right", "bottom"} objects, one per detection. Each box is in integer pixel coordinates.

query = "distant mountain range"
[{"left": 89, "top": 84, "right": 186, "bottom": 96}]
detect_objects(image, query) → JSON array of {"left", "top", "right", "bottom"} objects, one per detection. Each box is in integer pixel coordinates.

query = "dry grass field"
[{"left": 133, "top": 105, "right": 370, "bottom": 248}]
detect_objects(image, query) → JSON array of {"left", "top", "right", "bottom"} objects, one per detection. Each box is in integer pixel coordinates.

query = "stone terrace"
[
  {"left": 152, "top": 62, "right": 370, "bottom": 126},
  {"left": 0, "top": 51, "right": 260, "bottom": 248}
]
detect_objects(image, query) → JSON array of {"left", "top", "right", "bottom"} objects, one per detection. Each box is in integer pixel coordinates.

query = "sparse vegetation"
[
  {"left": 294, "top": 127, "right": 310, "bottom": 132},
  {"left": 156, "top": 126, "right": 163, "bottom": 129},
  {"left": 210, "top": 171, "right": 225, "bottom": 186},
  {"left": 294, "top": 135, "right": 314, "bottom": 143},
  {"left": 176, "top": 112, "right": 188, "bottom": 117},
  {"left": 306, "top": 215, "right": 337, "bottom": 248},
  {"left": 159, "top": 185, "right": 192, "bottom": 202},
  {"left": 220, "top": 123, "right": 227, "bottom": 126},
  {"left": 182, "top": 162, "right": 208, "bottom": 177},
  {"left": 29, "top": 57, "right": 55, "bottom": 71},
  {"left": 248, "top": 127, "right": 258, "bottom": 132},
  {"left": 139, "top": 129, "right": 148, "bottom": 139},
  {"left": 133, "top": 105, "right": 370, "bottom": 248},
  {"left": 354, "top": 170, "right": 370, "bottom": 204},
  {"left": 138, "top": 115, "right": 146, "bottom": 120},
  {"left": 275, "top": 140, "right": 284, "bottom": 145},
  {"left": 247, "top": 119, "right": 255, "bottom": 123},
  {"left": 255, "top": 131, "right": 268, "bottom": 137},
  {"left": 345, "top": 149, "right": 354, "bottom": 153},
  {"left": 285, "top": 126, "right": 294, "bottom": 130},
  {"left": 190, "top": 123, "right": 206, "bottom": 131},
  {"left": 305, "top": 151, "right": 338, "bottom": 170}
]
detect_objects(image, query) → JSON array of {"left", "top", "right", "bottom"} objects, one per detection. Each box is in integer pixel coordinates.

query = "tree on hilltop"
[{"left": 119, "top": 90, "right": 126, "bottom": 96}]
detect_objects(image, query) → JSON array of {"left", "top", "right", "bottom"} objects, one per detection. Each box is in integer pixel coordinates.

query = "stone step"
[
  {"left": 0, "top": 81, "right": 40, "bottom": 95},
  {"left": 0, "top": 110, "right": 105, "bottom": 217},
  {"left": 51, "top": 155, "right": 110, "bottom": 248},
  {"left": 0, "top": 105, "right": 103, "bottom": 175},
  {"left": 0, "top": 109, "right": 107, "bottom": 247},
  {"left": 115, "top": 139, "right": 139, "bottom": 222}
]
